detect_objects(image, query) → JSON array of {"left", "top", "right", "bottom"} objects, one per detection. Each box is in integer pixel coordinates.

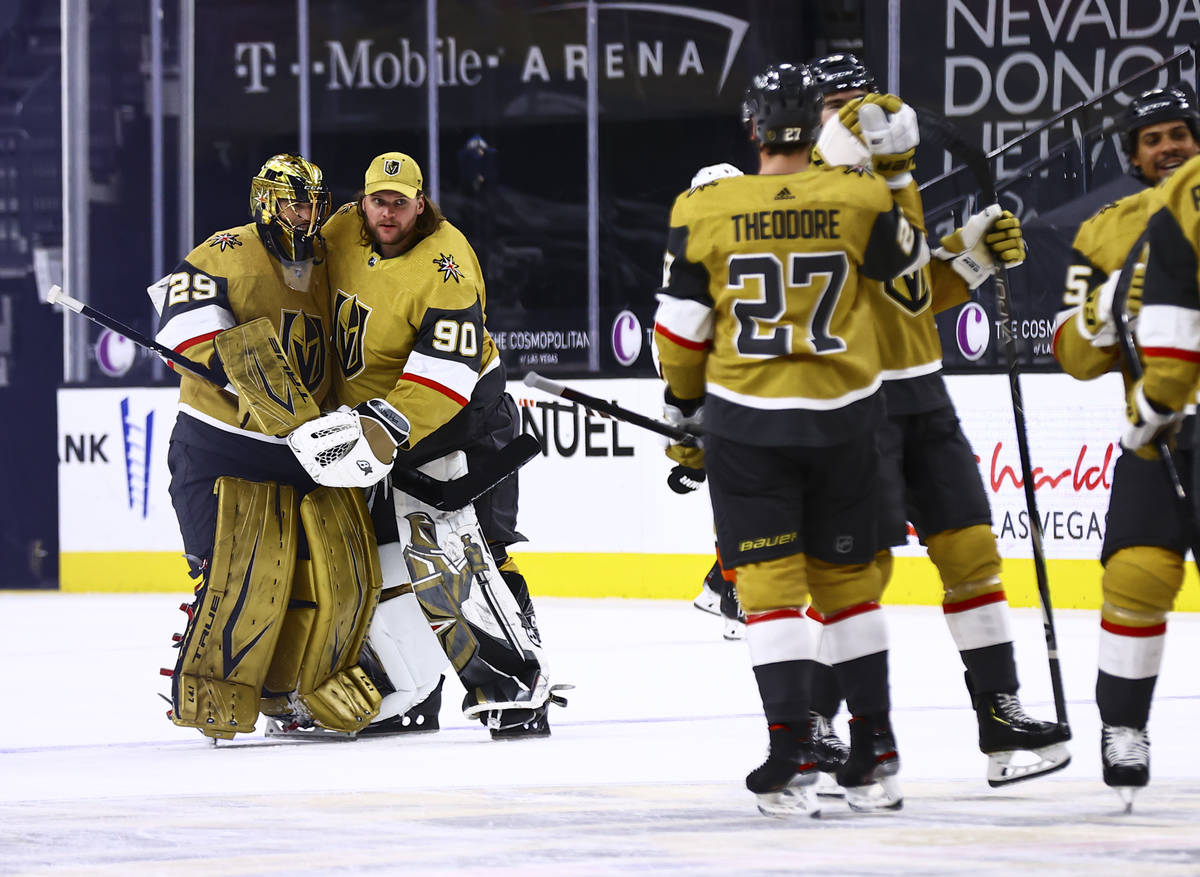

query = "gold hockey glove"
[
  {"left": 1123, "top": 379, "right": 1180, "bottom": 455},
  {"left": 839, "top": 94, "right": 919, "bottom": 189}
]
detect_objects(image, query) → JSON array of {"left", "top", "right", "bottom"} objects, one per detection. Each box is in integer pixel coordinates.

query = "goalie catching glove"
[
  {"left": 1122, "top": 380, "right": 1181, "bottom": 453},
  {"left": 933, "top": 204, "right": 1027, "bottom": 290},
  {"left": 288, "top": 398, "right": 409, "bottom": 488},
  {"left": 663, "top": 389, "right": 705, "bottom": 494}
]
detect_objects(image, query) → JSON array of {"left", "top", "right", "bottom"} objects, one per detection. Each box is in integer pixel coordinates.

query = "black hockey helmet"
[
  {"left": 1119, "top": 83, "right": 1200, "bottom": 156},
  {"left": 810, "top": 52, "right": 877, "bottom": 97},
  {"left": 741, "top": 62, "right": 824, "bottom": 148}
]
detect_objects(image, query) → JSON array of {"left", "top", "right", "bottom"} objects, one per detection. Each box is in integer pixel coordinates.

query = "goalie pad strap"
[
  {"left": 171, "top": 476, "right": 298, "bottom": 738},
  {"left": 213, "top": 316, "right": 320, "bottom": 436},
  {"left": 263, "top": 486, "right": 383, "bottom": 731}
]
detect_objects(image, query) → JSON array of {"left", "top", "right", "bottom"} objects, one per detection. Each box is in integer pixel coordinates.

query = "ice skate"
[
  {"left": 836, "top": 715, "right": 902, "bottom": 812},
  {"left": 810, "top": 712, "right": 849, "bottom": 798},
  {"left": 1102, "top": 724, "right": 1149, "bottom": 813},
  {"left": 263, "top": 716, "right": 356, "bottom": 741},
  {"left": 487, "top": 703, "right": 552, "bottom": 739},
  {"left": 693, "top": 562, "right": 724, "bottom": 616},
  {"left": 720, "top": 579, "right": 746, "bottom": 641},
  {"left": 745, "top": 725, "right": 821, "bottom": 818},
  {"left": 974, "top": 690, "right": 1071, "bottom": 786},
  {"left": 357, "top": 676, "right": 444, "bottom": 737}
]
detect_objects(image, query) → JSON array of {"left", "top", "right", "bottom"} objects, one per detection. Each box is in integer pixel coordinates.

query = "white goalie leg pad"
[
  {"left": 368, "top": 543, "right": 451, "bottom": 720},
  {"left": 395, "top": 452, "right": 553, "bottom": 715}
]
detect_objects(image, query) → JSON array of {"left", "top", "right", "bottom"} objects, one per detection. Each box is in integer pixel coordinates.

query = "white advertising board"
[{"left": 56, "top": 371, "right": 1126, "bottom": 567}]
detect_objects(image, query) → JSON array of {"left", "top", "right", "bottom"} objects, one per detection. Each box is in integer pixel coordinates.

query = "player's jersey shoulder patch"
[
  {"left": 433, "top": 252, "right": 465, "bottom": 283},
  {"left": 208, "top": 231, "right": 243, "bottom": 252}
]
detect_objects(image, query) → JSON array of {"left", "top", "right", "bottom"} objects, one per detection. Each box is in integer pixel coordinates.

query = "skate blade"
[
  {"left": 844, "top": 776, "right": 903, "bottom": 812},
  {"left": 722, "top": 619, "right": 746, "bottom": 640},
  {"left": 986, "top": 743, "right": 1071, "bottom": 787},
  {"left": 693, "top": 588, "right": 721, "bottom": 616},
  {"left": 814, "top": 771, "right": 846, "bottom": 799},
  {"left": 754, "top": 785, "right": 821, "bottom": 818},
  {"left": 263, "top": 719, "right": 356, "bottom": 741},
  {"left": 1114, "top": 786, "right": 1138, "bottom": 814}
]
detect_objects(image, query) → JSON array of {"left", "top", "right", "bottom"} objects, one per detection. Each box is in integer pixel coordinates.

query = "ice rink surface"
[{"left": 1, "top": 592, "right": 1198, "bottom": 875}]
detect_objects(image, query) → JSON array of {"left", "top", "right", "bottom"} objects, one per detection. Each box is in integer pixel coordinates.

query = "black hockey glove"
[{"left": 667, "top": 464, "right": 706, "bottom": 495}]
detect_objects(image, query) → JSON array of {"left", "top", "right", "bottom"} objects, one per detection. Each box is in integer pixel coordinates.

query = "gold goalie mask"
[{"left": 250, "top": 153, "right": 332, "bottom": 288}]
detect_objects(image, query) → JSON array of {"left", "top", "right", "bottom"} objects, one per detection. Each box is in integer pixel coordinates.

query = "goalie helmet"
[
  {"left": 1119, "top": 84, "right": 1200, "bottom": 157},
  {"left": 810, "top": 52, "right": 877, "bottom": 97},
  {"left": 249, "top": 154, "right": 332, "bottom": 263},
  {"left": 741, "top": 62, "right": 824, "bottom": 148}
]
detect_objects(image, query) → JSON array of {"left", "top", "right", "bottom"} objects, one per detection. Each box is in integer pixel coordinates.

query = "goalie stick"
[
  {"left": 915, "top": 110, "right": 1070, "bottom": 729},
  {"left": 523, "top": 371, "right": 699, "bottom": 442},
  {"left": 1109, "top": 236, "right": 1200, "bottom": 577},
  {"left": 46, "top": 283, "right": 536, "bottom": 511}
]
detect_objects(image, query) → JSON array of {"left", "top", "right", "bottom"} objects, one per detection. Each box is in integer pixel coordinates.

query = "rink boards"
[{"left": 55, "top": 373, "right": 1200, "bottom": 610}]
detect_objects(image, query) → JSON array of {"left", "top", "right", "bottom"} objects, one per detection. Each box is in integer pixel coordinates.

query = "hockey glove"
[
  {"left": 667, "top": 465, "right": 707, "bottom": 495},
  {"left": 1077, "top": 262, "right": 1143, "bottom": 348},
  {"left": 288, "top": 404, "right": 401, "bottom": 489},
  {"left": 1122, "top": 380, "right": 1181, "bottom": 453},
  {"left": 663, "top": 388, "right": 704, "bottom": 477},
  {"left": 690, "top": 162, "right": 743, "bottom": 188},
  {"left": 840, "top": 94, "right": 919, "bottom": 189},
  {"left": 933, "top": 204, "right": 1025, "bottom": 290}
]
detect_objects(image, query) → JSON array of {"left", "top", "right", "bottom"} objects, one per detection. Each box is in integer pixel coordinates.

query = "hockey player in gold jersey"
[
  {"left": 1053, "top": 84, "right": 1200, "bottom": 807},
  {"left": 291, "top": 151, "right": 563, "bottom": 739},
  {"left": 805, "top": 52, "right": 1071, "bottom": 789},
  {"left": 157, "top": 154, "right": 383, "bottom": 740},
  {"left": 654, "top": 62, "right": 930, "bottom": 816}
]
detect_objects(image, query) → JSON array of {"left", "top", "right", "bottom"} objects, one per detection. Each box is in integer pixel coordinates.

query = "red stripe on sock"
[
  {"left": 942, "top": 590, "right": 1007, "bottom": 614},
  {"left": 805, "top": 605, "right": 826, "bottom": 623},
  {"left": 1100, "top": 618, "right": 1167, "bottom": 638},
  {"left": 746, "top": 608, "right": 805, "bottom": 625},
  {"left": 823, "top": 601, "right": 881, "bottom": 624}
]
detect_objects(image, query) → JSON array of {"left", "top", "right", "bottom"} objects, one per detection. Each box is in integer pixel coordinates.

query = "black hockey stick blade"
[
  {"left": 389, "top": 433, "right": 541, "bottom": 511},
  {"left": 523, "top": 371, "right": 698, "bottom": 441}
]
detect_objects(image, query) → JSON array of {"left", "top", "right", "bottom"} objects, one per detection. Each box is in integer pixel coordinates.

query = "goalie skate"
[
  {"left": 1102, "top": 724, "right": 1149, "bottom": 813},
  {"left": 745, "top": 726, "right": 821, "bottom": 818},
  {"left": 974, "top": 691, "right": 1071, "bottom": 787},
  {"left": 837, "top": 716, "right": 903, "bottom": 812},
  {"left": 263, "top": 716, "right": 355, "bottom": 741}
]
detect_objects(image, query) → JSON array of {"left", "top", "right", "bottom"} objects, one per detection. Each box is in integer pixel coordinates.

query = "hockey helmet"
[
  {"left": 1119, "top": 84, "right": 1200, "bottom": 157},
  {"left": 810, "top": 52, "right": 878, "bottom": 97},
  {"left": 249, "top": 153, "right": 332, "bottom": 263},
  {"left": 741, "top": 62, "right": 824, "bottom": 148}
]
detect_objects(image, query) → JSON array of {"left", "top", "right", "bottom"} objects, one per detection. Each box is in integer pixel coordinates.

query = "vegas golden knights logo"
[
  {"left": 334, "top": 290, "right": 371, "bottom": 379},
  {"left": 279, "top": 310, "right": 326, "bottom": 392},
  {"left": 882, "top": 269, "right": 931, "bottom": 315},
  {"left": 401, "top": 511, "right": 494, "bottom": 673},
  {"left": 384, "top": 158, "right": 401, "bottom": 175}
]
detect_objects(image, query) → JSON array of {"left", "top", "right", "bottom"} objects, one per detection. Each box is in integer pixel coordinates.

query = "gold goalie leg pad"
[
  {"left": 171, "top": 477, "right": 298, "bottom": 739},
  {"left": 213, "top": 316, "right": 320, "bottom": 436},
  {"left": 267, "top": 486, "right": 383, "bottom": 732}
]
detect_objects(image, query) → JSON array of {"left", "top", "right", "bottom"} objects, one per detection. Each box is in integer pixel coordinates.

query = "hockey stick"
[
  {"left": 1109, "top": 237, "right": 1200, "bottom": 577},
  {"left": 46, "top": 284, "right": 225, "bottom": 385},
  {"left": 523, "top": 371, "right": 700, "bottom": 442},
  {"left": 915, "top": 110, "right": 1070, "bottom": 728},
  {"left": 46, "top": 283, "right": 535, "bottom": 511}
]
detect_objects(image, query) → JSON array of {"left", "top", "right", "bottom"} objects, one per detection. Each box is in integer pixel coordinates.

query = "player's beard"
[{"left": 369, "top": 214, "right": 417, "bottom": 253}]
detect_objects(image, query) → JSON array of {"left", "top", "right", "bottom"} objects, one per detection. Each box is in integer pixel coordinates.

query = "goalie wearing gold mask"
[{"left": 155, "top": 154, "right": 383, "bottom": 741}]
